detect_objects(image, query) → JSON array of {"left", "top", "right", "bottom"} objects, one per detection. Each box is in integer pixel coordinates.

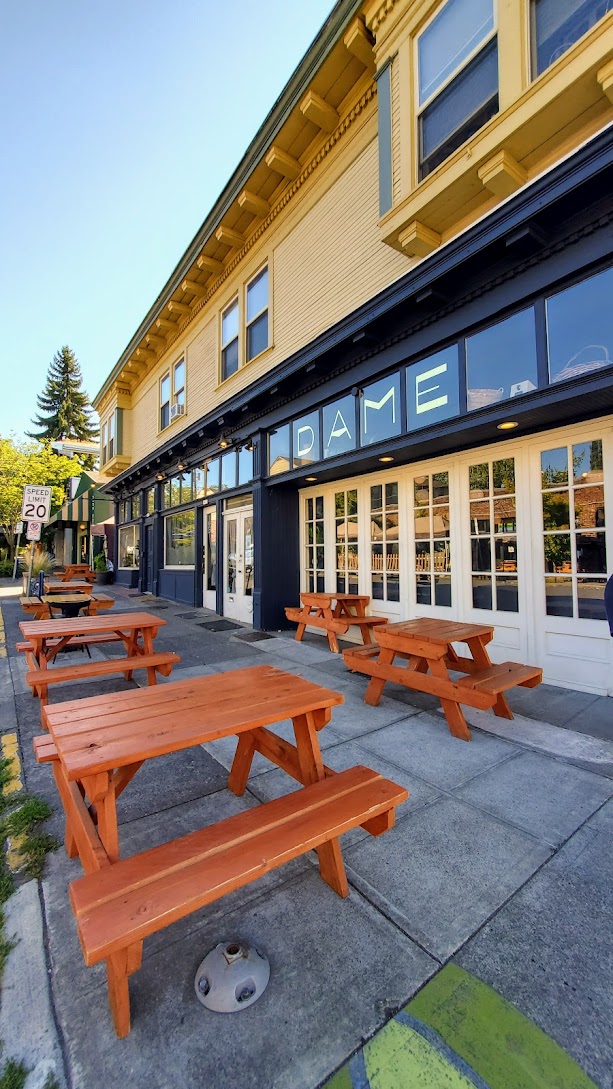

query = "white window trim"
[
  {"left": 118, "top": 523, "right": 140, "bottom": 570},
  {"left": 160, "top": 373, "right": 171, "bottom": 432},
  {"left": 220, "top": 296, "right": 240, "bottom": 384},
  {"left": 245, "top": 263, "right": 270, "bottom": 364},
  {"left": 173, "top": 356, "right": 186, "bottom": 407}
]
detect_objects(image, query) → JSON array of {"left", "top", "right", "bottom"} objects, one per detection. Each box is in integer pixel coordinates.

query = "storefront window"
[
  {"left": 305, "top": 495, "right": 325, "bottom": 593},
  {"left": 165, "top": 510, "right": 196, "bottom": 567},
  {"left": 541, "top": 438, "right": 606, "bottom": 618},
  {"left": 371, "top": 482, "right": 399, "bottom": 602},
  {"left": 414, "top": 471, "right": 452, "bottom": 606},
  {"left": 293, "top": 412, "right": 321, "bottom": 468},
  {"left": 546, "top": 266, "right": 613, "bottom": 385},
  {"left": 407, "top": 346, "right": 460, "bottom": 431},
  {"left": 206, "top": 459, "right": 220, "bottom": 496},
  {"left": 205, "top": 509, "right": 217, "bottom": 591},
  {"left": 118, "top": 525, "right": 140, "bottom": 569},
  {"left": 361, "top": 374, "right": 402, "bottom": 447},
  {"left": 221, "top": 452, "right": 237, "bottom": 490},
  {"left": 132, "top": 493, "right": 141, "bottom": 519},
  {"left": 335, "top": 489, "right": 359, "bottom": 593},
  {"left": 469, "top": 457, "right": 518, "bottom": 611},
  {"left": 238, "top": 446, "right": 253, "bottom": 485},
  {"left": 467, "top": 308, "right": 538, "bottom": 411},
  {"left": 323, "top": 395, "right": 356, "bottom": 458},
  {"left": 146, "top": 487, "right": 156, "bottom": 514},
  {"left": 269, "top": 425, "right": 290, "bottom": 476}
]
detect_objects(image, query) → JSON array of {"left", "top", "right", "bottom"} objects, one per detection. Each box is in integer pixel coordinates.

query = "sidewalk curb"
[{"left": 0, "top": 881, "right": 66, "bottom": 1089}]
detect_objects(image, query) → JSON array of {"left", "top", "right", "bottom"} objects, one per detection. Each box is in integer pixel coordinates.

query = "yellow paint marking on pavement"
[
  {"left": 1, "top": 733, "right": 23, "bottom": 795},
  {"left": 6, "top": 833, "right": 26, "bottom": 871}
]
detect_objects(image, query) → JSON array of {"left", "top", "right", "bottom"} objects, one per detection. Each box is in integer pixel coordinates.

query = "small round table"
[{"left": 43, "top": 594, "right": 92, "bottom": 619}]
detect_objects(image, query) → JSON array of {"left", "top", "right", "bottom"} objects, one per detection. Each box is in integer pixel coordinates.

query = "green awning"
[{"left": 47, "top": 495, "right": 88, "bottom": 527}]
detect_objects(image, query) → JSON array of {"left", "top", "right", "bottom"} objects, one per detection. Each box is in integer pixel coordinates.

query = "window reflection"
[
  {"left": 467, "top": 309, "right": 538, "bottom": 411},
  {"left": 547, "top": 267, "right": 613, "bottom": 384}
]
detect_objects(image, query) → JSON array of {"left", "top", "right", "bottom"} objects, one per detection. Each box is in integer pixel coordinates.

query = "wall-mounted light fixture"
[
  {"left": 379, "top": 456, "right": 394, "bottom": 463},
  {"left": 219, "top": 436, "right": 229, "bottom": 449},
  {"left": 497, "top": 421, "right": 518, "bottom": 431},
  {"left": 177, "top": 461, "right": 186, "bottom": 471},
  {"left": 156, "top": 472, "right": 164, "bottom": 481},
  {"left": 245, "top": 439, "right": 253, "bottom": 452}
]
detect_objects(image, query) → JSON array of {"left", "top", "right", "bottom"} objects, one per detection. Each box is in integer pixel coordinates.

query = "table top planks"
[
  {"left": 43, "top": 666, "right": 345, "bottom": 780},
  {"left": 377, "top": 618, "right": 494, "bottom": 644},
  {"left": 19, "top": 611, "right": 164, "bottom": 640}
]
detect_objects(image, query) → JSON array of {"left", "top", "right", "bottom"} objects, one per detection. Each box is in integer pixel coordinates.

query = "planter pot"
[{"left": 95, "top": 570, "right": 114, "bottom": 585}]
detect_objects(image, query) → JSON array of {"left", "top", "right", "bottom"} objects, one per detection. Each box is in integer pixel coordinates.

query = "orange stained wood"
[
  {"left": 44, "top": 581, "right": 94, "bottom": 594},
  {"left": 19, "top": 611, "right": 163, "bottom": 641},
  {"left": 44, "top": 666, "right": 345, "bottom": 781},
  {"left": 288, "top": 592, "right": 388, "bottom": 653},
  {"left": 378, "top": 619, "right": 495, "bottom": 644},
  {"left": 70, "top": 766, "right": 408, "bottom": 966}
]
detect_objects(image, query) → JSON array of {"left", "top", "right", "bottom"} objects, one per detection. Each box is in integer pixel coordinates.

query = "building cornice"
[{"left": 93, "top": 0, "right": 367, "bottom": 408}]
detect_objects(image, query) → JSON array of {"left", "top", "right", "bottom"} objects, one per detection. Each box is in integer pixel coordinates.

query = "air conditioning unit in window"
[{"left": 170, "top": 403, "right": 185, "bottom": 421}]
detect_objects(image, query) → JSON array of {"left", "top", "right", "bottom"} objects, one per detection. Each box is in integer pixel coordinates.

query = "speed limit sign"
[{"left": 21, "top": 485, "right": 52, "bottom": 522}]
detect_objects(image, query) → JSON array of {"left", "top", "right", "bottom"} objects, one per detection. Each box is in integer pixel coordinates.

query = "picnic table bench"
[
  {"left": 54, "top": 564, "right": 96, "bottom": 583},
  {"left": 18, "top": 611, "right": 179, "bottom": 719},
  {"left": 344, "top": 618, "right": 542, "bottom": 741},
  {"left": 19, "top": 593, "right": 115, "bottom": 620},
  {"left": 285, "top": 592, "right": 388, "bottom": 653},
  {"left": 33, "top": 665, "right": 407, "bottom": 1036}
]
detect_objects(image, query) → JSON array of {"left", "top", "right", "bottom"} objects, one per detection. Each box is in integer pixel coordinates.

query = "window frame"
[
  {"left": 219, "top": 261, "right": 271, "bottom": 385},
  {"left": 415, "top": 0, "right": 499, "bottom": 181},
  {"left": 173, "top": 356, "right": 186, "bottom": 409},
  {"left": 160, "top": 373, "right": 171, "bottom": 432},
  {"left": 164, "top": 509, "right": 196, "bottom": 569},
  {"left": 220, "top": 296, "right": 240, "bottom": 383},
  {"left": 118, "top": 524, "right": 140, "bottom": 570},
  {"left": 530, "top": 0, "right": 611, "bottom": 79}
]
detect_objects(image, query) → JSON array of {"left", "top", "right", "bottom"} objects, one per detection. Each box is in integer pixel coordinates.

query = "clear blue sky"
[{"left": 0, "top": 0, "right": 335, "bottom": 440}]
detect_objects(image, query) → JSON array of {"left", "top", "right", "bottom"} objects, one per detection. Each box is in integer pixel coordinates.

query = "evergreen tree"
[{"left": 28, "top": 346, "right": 98, "bottom": 445}]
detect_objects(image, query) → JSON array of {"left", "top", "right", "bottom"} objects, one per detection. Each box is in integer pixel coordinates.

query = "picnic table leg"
[
  {"left": 83, "top": 773, "right": 119, "bottom": 863},
  {"left": 468, "top": 636, "right": 514, "bottom": 720},
  {"left": 295, "top": 612, "right": 307, "bottom": 642},
  {"left": 227, "top": 733, "right": 257, "bottom": 795},
  {"left": 428, "top": 657, "right": 471, "bottom": 741},
  {"left": 293, "top": 711, "right": 348, "bottom": 897},
  {"left": 364, "top": 648, "right": 395, "bottom": 706}
]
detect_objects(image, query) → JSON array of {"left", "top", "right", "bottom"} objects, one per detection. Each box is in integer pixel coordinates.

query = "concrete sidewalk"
[{"left": 0, "top": 581, "right": 611, "bottom": 1089}]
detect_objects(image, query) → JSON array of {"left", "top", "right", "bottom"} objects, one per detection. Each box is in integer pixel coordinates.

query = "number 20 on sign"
[{"left": 21, "top": 485, "right": 52, "bottom": 522}]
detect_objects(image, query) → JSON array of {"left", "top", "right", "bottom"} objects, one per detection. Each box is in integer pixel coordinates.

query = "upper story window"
[
  {"left": 221, "top": 299, "right": 239, "bottom": 381},
  {"left": 101, "top": 412, "right": 116, "bottom": 466},
  {"left": 246, "top": 266, "right": 269, "bottom": 362},
  {"left": 220, "top": 264, "right": 270, "bottom": 382},
  {"left": 417, "top": 0, "right": 498, "bottom": 179},
  {"left": 532, "top": 0, "right": 610, "bottom": 77},
  {"left": 160, "top": 357, "right": 186, "bottom": 431}
]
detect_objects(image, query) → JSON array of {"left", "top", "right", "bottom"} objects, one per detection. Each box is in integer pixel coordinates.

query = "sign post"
[
  {"left": 11, "top": 521, "right": 24, "bottom": 580},
  {"left": 20, "top": 486, "right": 53, "bottom": 594}
]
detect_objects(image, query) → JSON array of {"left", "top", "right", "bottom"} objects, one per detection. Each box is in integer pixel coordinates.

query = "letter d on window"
[{"left": 297, "top": 425, "right": 315, "bottom": 458}]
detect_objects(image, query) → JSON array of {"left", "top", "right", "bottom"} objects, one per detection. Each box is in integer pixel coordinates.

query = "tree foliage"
[
  {"left": 0, "top": 437, "right": 77, "bottom": 560},
  {"left": 28, "top": 346, "right": 98, "bottom": 452}
]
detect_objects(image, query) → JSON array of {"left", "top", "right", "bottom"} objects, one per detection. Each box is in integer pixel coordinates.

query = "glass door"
[
  {"left": 202, "top": 508, "right": 217, "bottom": 610},
  {"left": 223, "top": 507, "right": 254, "bottom": 623}
]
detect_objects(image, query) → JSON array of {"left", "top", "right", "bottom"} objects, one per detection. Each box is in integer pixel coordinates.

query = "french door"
[{"left": 223, "top": 507, "right": 254, "bottom": 623}]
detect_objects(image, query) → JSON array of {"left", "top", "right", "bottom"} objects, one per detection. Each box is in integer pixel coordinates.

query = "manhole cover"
[
  {"left": 149, "top": 604, "right": 169, "bottom": 610},
  {"left": 177, "top": 612, "right": 198, "bottom": 619},
  {"left": 198, "top": 620, "right": 241, "bottom": 632},
  {"left": 234, "top": 631, "right": 273, "bottom": 642}
]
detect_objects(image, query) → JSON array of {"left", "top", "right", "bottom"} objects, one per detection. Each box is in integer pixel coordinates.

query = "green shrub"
[{"left": 0, "top": 561, "right": 13, "bottom": 577}]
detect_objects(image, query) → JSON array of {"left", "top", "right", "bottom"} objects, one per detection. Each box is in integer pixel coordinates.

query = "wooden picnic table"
[
  {"left": 54, "top": 564, "right": 96, "bottom": 584},
  {"left": 286, "top": 592, "right": 388, "bottom": 653},
  {"left": 34, "top": 664, "right": 407, "bottom": 1036},
  {"left": 18, "top": 611, "right": 179, "bottom": 715},
  {"left": 45, "top": 580, "right": 94, "bottom": 594},
  {"left": 344, "top": 618, "right": 542, "bottom": 741}
]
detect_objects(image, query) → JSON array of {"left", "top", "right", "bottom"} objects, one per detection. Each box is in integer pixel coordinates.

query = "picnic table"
[
  {"left": 54, "top": 564, "right": 96, "bottom": 583},
  {"left": 344, "top": 618, "right": 542, "bottom": 741},
  {"left": 18, "top": 611, "right": 179, "bottom": 716},
  {"left": 286, "top": 592, "right": 388, "bottom": 653},
  {"left": 34, "top": 665, "right": 407, "bottom": 1036},
  {"left": 45, "top": 580, "right": 94, "bottom": 594}
]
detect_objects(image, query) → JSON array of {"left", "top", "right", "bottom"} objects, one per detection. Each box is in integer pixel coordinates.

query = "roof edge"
[{"left": 94, "top": 0, "right": 364, "bottom": 407}]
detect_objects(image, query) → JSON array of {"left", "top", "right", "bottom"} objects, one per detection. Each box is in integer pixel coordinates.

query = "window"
[
  {"left": 414, "top": 471, "right": 452, "bottom": 606},
  {"left": 466, "top": 308, "right": 538, "bottom": 411},
  {"left": 293, "top": 411, "right": 321, "bottom": 468},
  {"left": 108, "top": 413, "right": 115, "bottom": 460},
  {"left": 541, "top": 439, "right": 607, "bottom": 619},
  {"left": 174, "top": 358, "right": 185, "bottom": 408},
  {"left": 246, "top": 266, "right": 269, "bottom": 362},
  {"left": 193, "top": 468, "right": 205, "bottom": 499},
  {"left": 469, "top": 458, "right": 518, "bottom": 611},
  {"left": 146, "top": 487, "right": 156, "bottom": 514},
  {"left": 417, "top": 0, "right": 498, "bottom": 179},
  {"left": 221, "top": 452, "right": 237, "bottom": 491},
  {"left": 118, "top": 525, "right": 140, "bottom": 569},
  {"left": 205, "top": 509, "right": 217, "bottom": 590},
  {"left": 269, "top": 425, "right": 291, "bottom": 476},
  {"left": 371, "top": 482, "right": 400, "bottom": 602},
  {"left": 335, "top": 489, "right": 359, "bottom": 593},
  {"left": 532, "top": 0, "right": 610, "bottom": 77},
  {"left": 546, "top": 266, "right": 613, "bottom": 385},
  {"left": 221, "top": 298, "right": 239, "bottom": 381},
  {"left": 101, "top": 420, "right": 107, "bottom": 465},
  {"left": 132, "top": 493, "right": 141, "bottom": 519},
  {"left": 407, "top": 346, "right": 460, "bottom": 430},
  {"left": 206, "top": 459, "right": 220, "bottom": 495},
  {"left": 323, "top": 395, "right": 356, "bottom": 458},
  {"left": 160, "top": 374, "right": 170, "bottom": 431},
  {"left": 361, "top": 374, "right": 402, "bottom": 447},
  {"left": 238, "top": 446, "right": 254, "bottom": 486},
  {"left": 165, "top": 510, "right": 196, "bottom": 567},
  {"left": 305, "top": 496, "right": 325, "bottom": 593}
]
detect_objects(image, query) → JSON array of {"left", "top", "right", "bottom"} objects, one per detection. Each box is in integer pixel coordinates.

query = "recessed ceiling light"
[
  {"left": 497, "top": 421, "right": 518, "bottom": 430},
  {"left": 379, "top": 455, "right": 394, "bottom": 463},
  {"left": 305, "top": 476, "right": 318, "bottom": 482}
]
